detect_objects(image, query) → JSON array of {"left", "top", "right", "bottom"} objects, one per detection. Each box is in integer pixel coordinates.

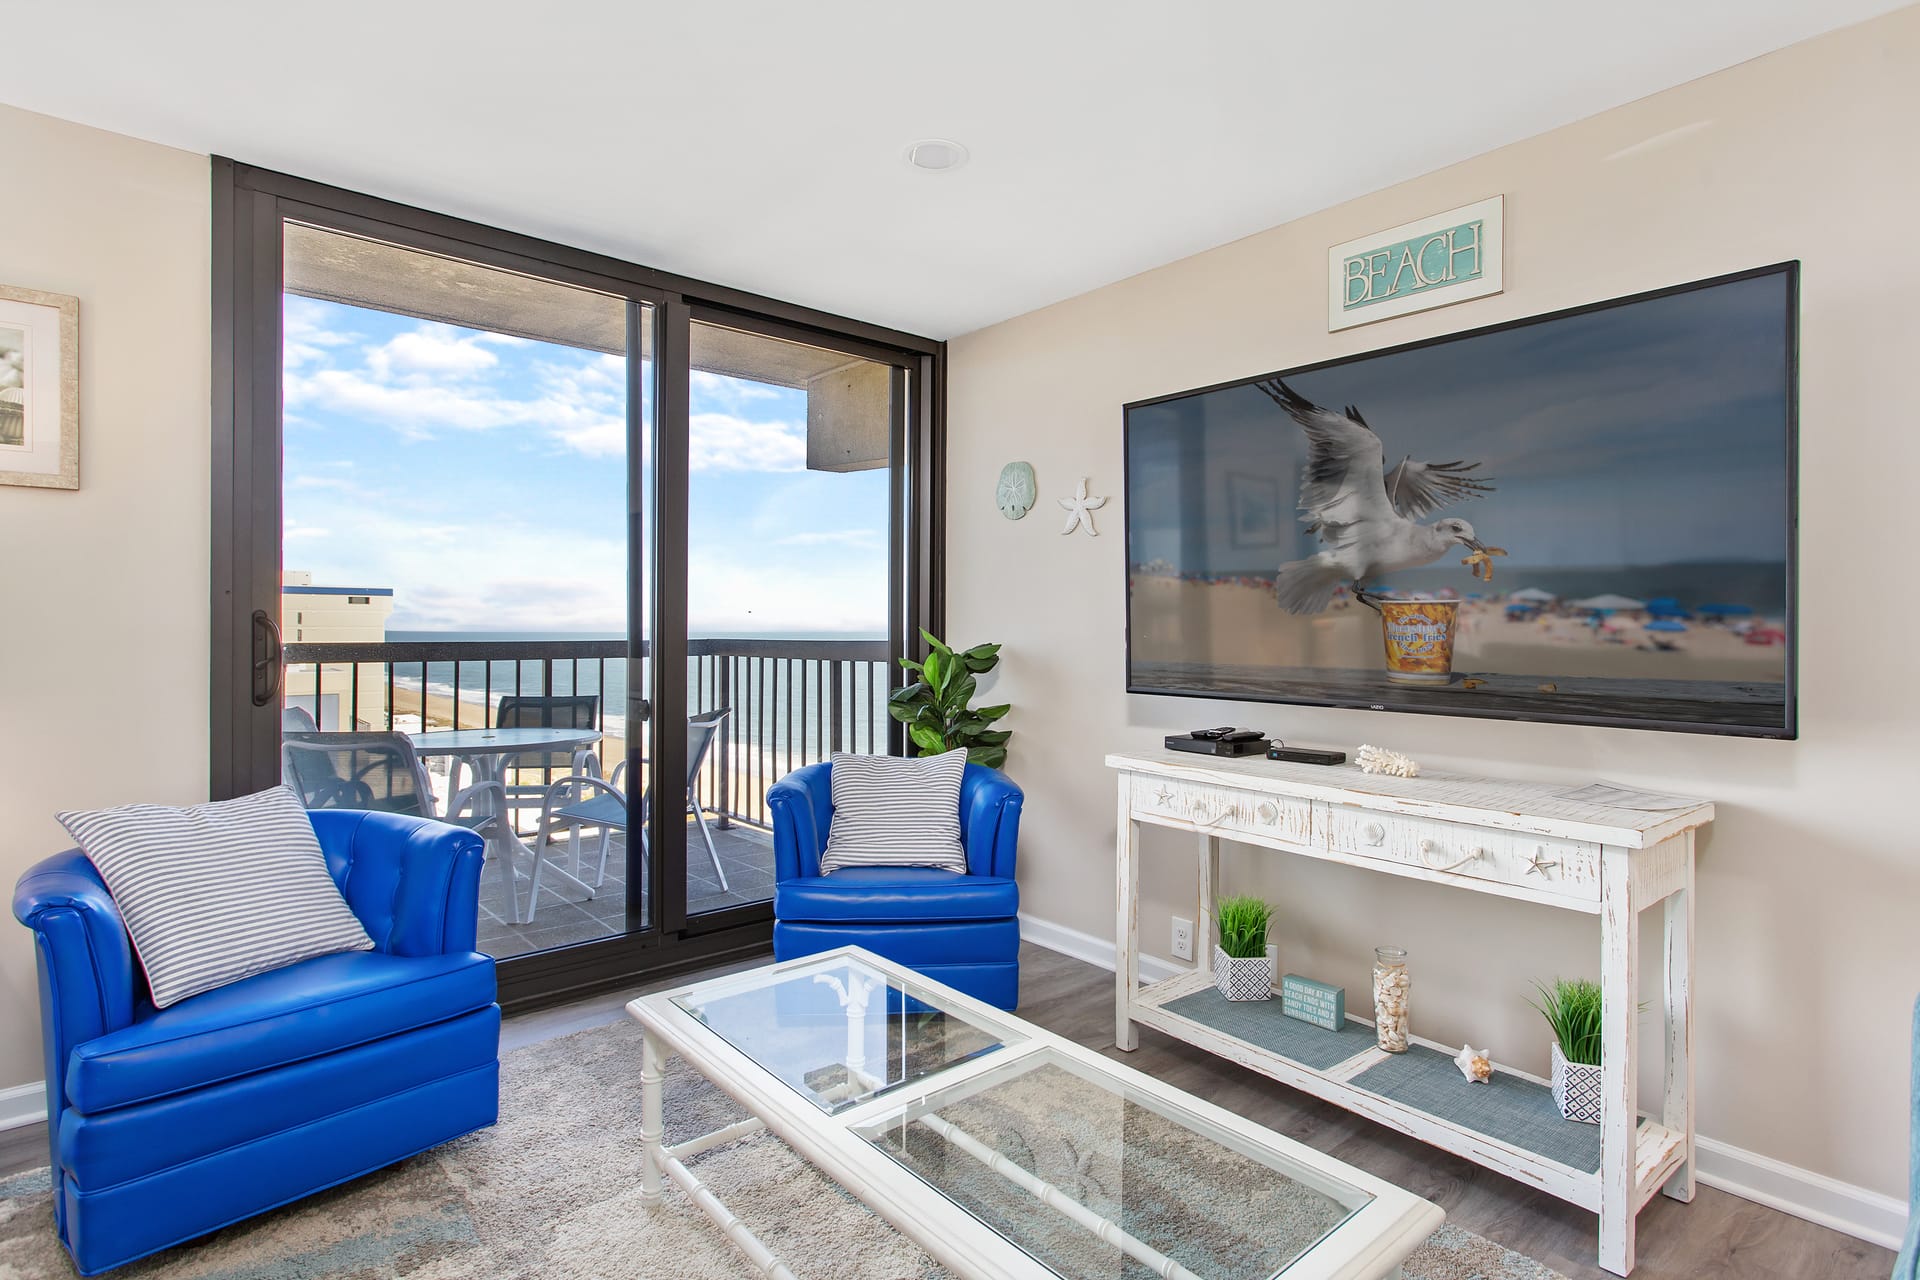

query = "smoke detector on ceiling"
[{"left": 905, "top": 139, "right": 969, "bottom": 173}]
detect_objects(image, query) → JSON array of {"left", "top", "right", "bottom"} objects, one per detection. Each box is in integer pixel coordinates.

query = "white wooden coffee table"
[{"left": 626, "top": 947, "right": 1441, "bottom": 1280}]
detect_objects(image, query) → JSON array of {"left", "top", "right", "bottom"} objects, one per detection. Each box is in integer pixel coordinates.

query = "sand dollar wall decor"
[{"left": 995, "top": 461, "right": 1035, "bottom": 520}]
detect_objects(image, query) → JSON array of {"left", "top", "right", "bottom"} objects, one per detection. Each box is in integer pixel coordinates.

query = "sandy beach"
[{"left": 1130, "top": 576, "right": 1787, "bottom": 684}]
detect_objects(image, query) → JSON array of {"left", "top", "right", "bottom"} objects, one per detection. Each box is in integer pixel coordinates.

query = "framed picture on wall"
[{"left": 0, "top": 284, "right": 80, "bottom": 490}]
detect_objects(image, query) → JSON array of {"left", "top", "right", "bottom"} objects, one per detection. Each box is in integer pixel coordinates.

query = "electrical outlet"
[{"left": 1170, "top": 917, "right": 1194, "bottom": 962}]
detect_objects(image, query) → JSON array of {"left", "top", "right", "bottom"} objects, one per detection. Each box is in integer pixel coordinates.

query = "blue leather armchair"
[
  {"left": 769, "top": 760, "right": 1022, "bottom": 1009},
  {"left": 12, "top": 809, "right": 501, "bottom": 1276}
]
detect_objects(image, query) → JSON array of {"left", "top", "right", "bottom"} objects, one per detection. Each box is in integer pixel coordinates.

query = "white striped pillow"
[
  {"left": 56, "top": 786, "right": 375, "bottom": 1008},
  {"left": 820, "top": 749, "right": 970, "bottom": 875}
]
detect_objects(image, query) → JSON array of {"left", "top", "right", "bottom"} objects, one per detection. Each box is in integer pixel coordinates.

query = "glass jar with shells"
[{"left": 1373, "top": 946, "right": 1410, "bottom": 1052}]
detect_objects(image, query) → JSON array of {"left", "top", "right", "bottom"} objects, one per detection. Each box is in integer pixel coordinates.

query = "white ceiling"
[{"left": 2, "top": 2, "right": 1902, "bottom": 339}]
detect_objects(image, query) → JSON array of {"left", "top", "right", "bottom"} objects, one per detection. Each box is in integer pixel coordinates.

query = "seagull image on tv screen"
[{"left": 1260, "top": 377, "right": 1500, "bottom": 614}]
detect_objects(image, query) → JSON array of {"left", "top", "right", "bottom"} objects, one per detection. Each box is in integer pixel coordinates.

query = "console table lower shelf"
[{"left": 1131, "top": 972, "right": 1689, "bottom": 1217}]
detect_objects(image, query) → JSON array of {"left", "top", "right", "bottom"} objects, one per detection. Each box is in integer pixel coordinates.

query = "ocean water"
[{"left": 382, "top": 631, "right": 892, "bottom": 758}]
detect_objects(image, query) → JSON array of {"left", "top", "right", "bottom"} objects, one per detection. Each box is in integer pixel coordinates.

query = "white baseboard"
[
  {"left": 1694, "top": 1136, "right": 1907, "bottom": 1252},
  {"left": 1018, "top": 912, "right": 1909, "bottom": 1253},
  {"left": 0, "top": 1080, "right": 46, "bottom": 1132},
  {"left": 1020, "top": 912, "right": 1186, "bottom": 986}
]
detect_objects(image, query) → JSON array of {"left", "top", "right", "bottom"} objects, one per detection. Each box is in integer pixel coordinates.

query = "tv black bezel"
[{"left": 1121, "top": 260, "right": 1800, "bottom": 740}]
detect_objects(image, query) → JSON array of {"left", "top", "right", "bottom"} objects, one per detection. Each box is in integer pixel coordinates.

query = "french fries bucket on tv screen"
[{"left": 1379, "top": 600, "right": 1459, "bottom": 685}]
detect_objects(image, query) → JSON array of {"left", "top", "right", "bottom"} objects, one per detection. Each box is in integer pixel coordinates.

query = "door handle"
[
  {"left": 631, "top": 697, "right": 652, "bottom": 723},
  {"left": 251, "top": 609, "right": 283, "bottom": 706}
]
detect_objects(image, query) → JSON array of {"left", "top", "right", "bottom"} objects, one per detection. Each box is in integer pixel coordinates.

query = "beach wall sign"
[
  {"left": 1281, "top": 973, "right": 1347, "bottom": 1031},
  {"left": 1327, "top": 196, "right": 1504, "bottom": 331}
]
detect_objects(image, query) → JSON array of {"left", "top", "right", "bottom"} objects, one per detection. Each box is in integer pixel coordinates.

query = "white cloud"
[
  {"left": 283, "top": 298, "right": 358, "bottom": 370},
  {"left": 367, "top": 324, "right": 501, "bottom": 382},
  {"left": 286, "top": 369, "right": 525, "bottom": 435},
  {"left": 551, "top": 419, "right": 627, "bottom": 458},
  {"left": 692, "top": 369, "right": 783, "bottom": 408},
  {"left": 689, "top": 412, "right": 805, "bottom": 472}
]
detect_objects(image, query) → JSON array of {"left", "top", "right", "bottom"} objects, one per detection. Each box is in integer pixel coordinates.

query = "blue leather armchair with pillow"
[
  {"left": 12, "top": 809, "right": 500, "bottom": 1275},
  {"left": 769, "top": 760, "right": 1022, "bottom": 1009}
]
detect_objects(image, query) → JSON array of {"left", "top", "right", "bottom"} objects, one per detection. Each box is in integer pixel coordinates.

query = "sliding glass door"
[
  {"left": 212, "top": 161, "right": 942, "bottom": 1005},
  {"left": 678, "top": 314, "right": 903, "bottom": 924},
  {"left": 275, "top": 223, "right": 657, "bottom": 959}
]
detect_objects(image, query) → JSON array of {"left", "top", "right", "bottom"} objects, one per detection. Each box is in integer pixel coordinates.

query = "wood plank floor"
[{"left": 0, "top": 943, "right": 1893, "bottom": 1280}]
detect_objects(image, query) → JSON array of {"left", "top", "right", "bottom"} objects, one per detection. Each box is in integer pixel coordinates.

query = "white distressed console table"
[{"left": 1109, "top": 749, "right": 1713, "bottom": 1277}]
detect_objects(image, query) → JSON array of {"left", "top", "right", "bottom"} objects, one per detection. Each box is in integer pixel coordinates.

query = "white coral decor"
[{"left": 1355, "top": 744, "right": 1420, "bottom": 777}]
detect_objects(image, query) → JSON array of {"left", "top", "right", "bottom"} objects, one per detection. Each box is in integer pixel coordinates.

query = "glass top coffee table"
[{"left": 627, "top": 947, "right": 1440, "bottom": 1280}]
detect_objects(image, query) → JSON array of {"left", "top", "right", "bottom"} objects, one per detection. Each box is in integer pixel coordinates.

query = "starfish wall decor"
[{"left": 1058, "top": 477, "right": 1107, "bottom": 537}]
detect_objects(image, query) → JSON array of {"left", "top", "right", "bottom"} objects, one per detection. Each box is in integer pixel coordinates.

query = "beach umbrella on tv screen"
[
  {"left": 1570, "top": 593, "right": 1647, "bottom": 613},
  {"left": 1507, "top": 587, "right": 1556, "bottom": 603},
  {"left": 1698, "top": 603, "right": 1754, "bottom": 616},
  {"left": 1645, "top": 619, "right": 1689, "bottom": 632}
]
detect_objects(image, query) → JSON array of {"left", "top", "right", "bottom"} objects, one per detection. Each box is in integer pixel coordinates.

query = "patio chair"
[
  {"left": 281, "top": 705, "right": 319, "bottom": 733},
  {"left": 490, "top": 694, "right": 601, "bottom": 827},
  {"left": 527, "top": 708, "right": 732, "bottom": 921},
  {"left": 283, "top": 730, "right": 522, "bottom": 919},
  {"left": 282, "top": 731, "right": 507, "bottom": 838}
]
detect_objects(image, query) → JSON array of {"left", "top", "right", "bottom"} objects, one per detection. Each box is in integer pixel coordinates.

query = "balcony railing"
[{"left": 280, "top": 637, "right": 892, "bottom": 828}]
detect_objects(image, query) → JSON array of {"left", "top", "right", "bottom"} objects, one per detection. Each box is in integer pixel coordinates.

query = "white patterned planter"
[
  {"left": 1213, "top": 948, "right": 1274, "bottom": 1001},
  {"left": 1551, "top": 1042, "right": 1603, "bottom": 1124}
]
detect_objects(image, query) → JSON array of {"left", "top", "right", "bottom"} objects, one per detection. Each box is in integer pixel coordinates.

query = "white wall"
[
  {"left": 948, "top": 7, "right": 1920, "bottom": 1208},
  {"left": 0, "top": 106, "right": 210, "bottom": 1095}
]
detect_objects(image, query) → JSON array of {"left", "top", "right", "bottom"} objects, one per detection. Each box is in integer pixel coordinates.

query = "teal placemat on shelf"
[
  {"left": 1160, "top": 987, "right": 1378, "bottom": 1071},
  {"left": 1350, "top": 1045, "right": 1632, "bottom": 1172}
]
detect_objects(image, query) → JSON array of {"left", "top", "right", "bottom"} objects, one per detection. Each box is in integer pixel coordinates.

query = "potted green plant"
[
  {"left": 1531, "top": 977, "right": 1604, "bottom": 1123},
  {"left": 1214, "top": 895, "right": 1276, "bottom": 1001},
  {"left": 887, "top": 630, "right": 1011, "bottom": 768}
]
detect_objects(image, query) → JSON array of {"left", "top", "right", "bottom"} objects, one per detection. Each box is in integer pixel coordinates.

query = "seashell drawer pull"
[
  {"left": 1362, "top": 822, "right": 1387, "bottom": 846},
  {"left": 1256, "top": 800, "right": 1279, "bottom": 825}
]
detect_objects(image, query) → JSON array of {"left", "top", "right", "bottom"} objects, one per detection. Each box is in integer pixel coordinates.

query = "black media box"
[{"left": 1165, "top": 734, "right": 1271, "bottom": 758}]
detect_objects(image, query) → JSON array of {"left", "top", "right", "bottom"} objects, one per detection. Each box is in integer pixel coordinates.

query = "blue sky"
[{"left": 283, "top": 297, "right": 889, "bottom": 636}]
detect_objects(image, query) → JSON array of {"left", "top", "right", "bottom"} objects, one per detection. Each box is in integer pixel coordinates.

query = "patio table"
[{"left": 410, "top": 726, "right": 603, "bottom": 923}]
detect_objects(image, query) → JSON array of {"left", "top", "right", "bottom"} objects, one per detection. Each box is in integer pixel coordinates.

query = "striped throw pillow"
[
  {"left": 820, "top": 749, "right": 969, "bottom": 875},
  {"left": 56, "top": 786, "right": 375, "bottom": 1008}
]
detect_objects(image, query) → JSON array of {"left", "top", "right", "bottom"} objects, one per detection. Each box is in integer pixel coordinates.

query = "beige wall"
[
  {"left": 949, "top": 8, "right": 1920, "bottom": 1201},
  {"left": 0, "top": 107, "right": 210, "bottom": 1091}
]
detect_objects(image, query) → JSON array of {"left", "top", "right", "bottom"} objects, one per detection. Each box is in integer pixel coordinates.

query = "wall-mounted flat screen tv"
[{"left": 1124, "top": 263, "right": 1797, "bottom": 738}]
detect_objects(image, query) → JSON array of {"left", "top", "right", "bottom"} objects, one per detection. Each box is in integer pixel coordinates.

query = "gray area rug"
[{"left": 0, "top": 1019, "right": 1568, "bottom": 1279}]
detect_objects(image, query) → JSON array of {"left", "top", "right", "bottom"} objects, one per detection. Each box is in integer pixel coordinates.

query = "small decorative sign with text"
[
  {"left": 1327, "top": 196, "right": 1504, "bottom": 331},
  {"left": 1280, "top": 974, "right": 1347, "bottom": 1031}
]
